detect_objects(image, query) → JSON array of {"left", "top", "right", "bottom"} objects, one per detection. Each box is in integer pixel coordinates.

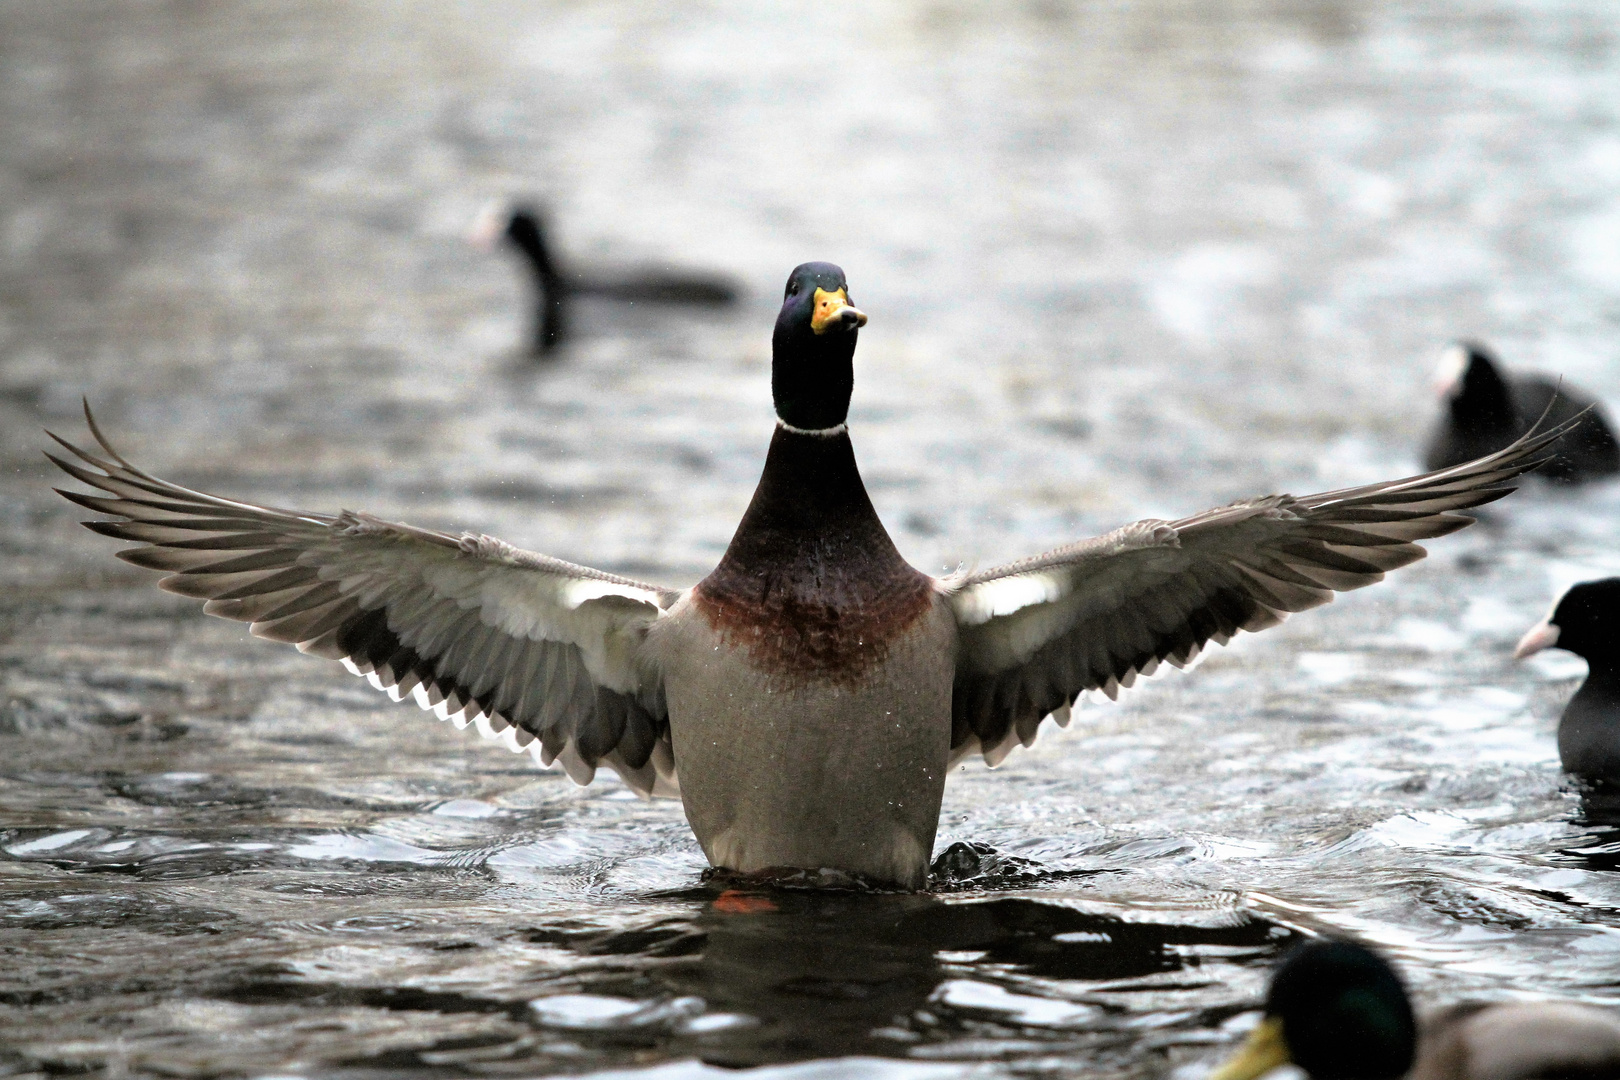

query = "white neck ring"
[{"left": 776, "top": 420, "right": 848, "bottom": 438}]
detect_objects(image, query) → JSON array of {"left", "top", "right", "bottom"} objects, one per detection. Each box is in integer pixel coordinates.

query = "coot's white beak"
[
  {"left": 1432, "top": 342, "right": 1469, "bottom": 397},
  {"left": 468, "top": 199, "right": 508, "bottom": 250},
  {"left": 1513, "top": 618, "right": 1560, "bottom": 659}
]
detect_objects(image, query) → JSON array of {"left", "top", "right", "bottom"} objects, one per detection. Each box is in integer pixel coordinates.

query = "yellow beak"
[
  {"left": 1210, "top": 1017, "right": 1292, "bottom": 1080},
  {"left": 810, "top": 287, "right": 868, "bottom": 335}
]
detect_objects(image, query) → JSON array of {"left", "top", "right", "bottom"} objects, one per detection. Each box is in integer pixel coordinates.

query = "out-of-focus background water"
[{"left": 3, "top": 2, "right": 1620, "bottom": 1077}]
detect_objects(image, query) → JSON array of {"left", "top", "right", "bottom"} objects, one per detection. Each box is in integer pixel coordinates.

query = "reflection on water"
[
  {"left": 0, "top": 836, "right": 1297, "bottom": 1076},
  {"left": 5, "top": 0, "right": 1620, "bottom": 1076},
  {"left": 570, "top": 892, "right": 1295, "bottom": 1070}
]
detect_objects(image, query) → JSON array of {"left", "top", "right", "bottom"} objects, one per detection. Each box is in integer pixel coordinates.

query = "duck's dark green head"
[
  {"left": 1212, "top": 940, "right": 1416, "bottom": 1080},
  {"left": 771, "top": 262, "right": 867, "bottom": 430},
  {"left": 1516, "top": 577, "right": 1620, "bottom": 663}
]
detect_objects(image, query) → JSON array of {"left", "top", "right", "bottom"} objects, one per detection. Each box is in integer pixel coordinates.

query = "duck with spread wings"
[{"left": 49, "top": 262, "right": 1573, "bottom": 890}]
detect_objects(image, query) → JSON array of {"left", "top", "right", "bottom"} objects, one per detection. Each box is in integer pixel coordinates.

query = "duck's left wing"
[
  {"left": 947, "top": 426, "right": 1567, "bottom": 766},
  {"left": 46, "top": 408, "right": 682, "bottom": 797}
]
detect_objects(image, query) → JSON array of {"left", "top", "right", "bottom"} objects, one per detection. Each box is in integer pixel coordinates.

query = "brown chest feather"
[
  {"left": 693, "top": 426, "right": 935, "bottom": 687},
  {"left": 695, "top": 557, "right": 933, "bottom": 686}
]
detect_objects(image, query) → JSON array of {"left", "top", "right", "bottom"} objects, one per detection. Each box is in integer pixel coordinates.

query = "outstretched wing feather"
[
  {"left": 47, "top": 405, "right": 681, "bottom": 798},
  {"left": 948, "top": 418, "right": 1577, "bottom": 766}
]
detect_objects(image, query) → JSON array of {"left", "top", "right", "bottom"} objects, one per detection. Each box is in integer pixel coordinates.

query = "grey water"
[{"left": 3, "top": 2, "right": 1620, "bottom": 1076}]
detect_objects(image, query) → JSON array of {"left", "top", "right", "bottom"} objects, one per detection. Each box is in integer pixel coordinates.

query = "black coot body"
[
  {"left": 1423, "top": 341, "right": 1619, "bottom": 483},
  {"left": 1515, "top": 578, "right": 1620, "bottom": 783},
  {"left": 473, "top": 203, "right": 739, "bottom": 357},
  {"left": 501, "top": 208, "right": 568, "bottom": 353}
]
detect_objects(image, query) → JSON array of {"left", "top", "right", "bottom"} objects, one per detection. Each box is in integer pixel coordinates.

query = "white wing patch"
[{"left": 949, "top": 572, "right": 1068, "bottom": 625}]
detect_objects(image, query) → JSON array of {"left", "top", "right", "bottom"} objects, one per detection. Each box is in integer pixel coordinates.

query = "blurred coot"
[
  {"left": 471, "top": 201, "right": 740, "bottom": 356},
  {"left": 1423, "top": 340, "right": 1619, "bottom": 483}
]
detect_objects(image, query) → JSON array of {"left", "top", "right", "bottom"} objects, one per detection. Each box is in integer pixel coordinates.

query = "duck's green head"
[
  {"left": 772, "top": 262, "right": 867, "bottom": 431},
  {"left": 1212, "top": 940, "right": 1416, "bottom": 1080}
]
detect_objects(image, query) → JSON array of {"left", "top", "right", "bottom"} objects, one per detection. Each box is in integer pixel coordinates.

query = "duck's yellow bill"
[
  {"left": 1209, "top": 1016, "right": 1291, "bottom": 1080},
  {"left": 810, "top": 287, "right": 868, "bottom": 335}
]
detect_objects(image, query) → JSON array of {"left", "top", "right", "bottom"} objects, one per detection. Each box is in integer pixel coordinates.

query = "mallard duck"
[
  {"left": 1211, "top": 938, "right": 1620, "bottom": 1080},
  {"left": 1515, "top": 578, "right": 1620, "bottom": 783},
  {"left": 49, "top": 262, "right": 1569, "bottom": 890},
  {"left": 1422, "top": 340, "right": 1619, "bottom": 483},
  {"left": 469, "top": 202, "right": 738, "bottom": 355}
]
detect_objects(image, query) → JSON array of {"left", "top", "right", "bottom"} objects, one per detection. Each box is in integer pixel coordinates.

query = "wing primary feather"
[
  {"left": 462, "top": 629, "right": 517, "bottom": 701},
  {"left": 409, "top": 603, "right": 482, "bottom": 661},
  {"left": 435, "top": 619, "right": 497, "bottom": 690},
  {"left": 488, "top": 639, "right": 536, "bottom": 719},
  {"left": 580, "top": 689, "right": 629, "bottom": 762},
  {"left": 176, "top": 548, "right": 305, "bottom": 575},
  {"left": 296, "top": 626, "right": 349, "bottom": 660},
  {"left": 207, "top": 566, "right": 324, "bottom": 601},
  {"left": 83, "top": 518, "right": 287, "bottom": 539},
  {"left": 334, "top": 607, "right": 392, "bottom": 673},
  {"left": 249, "top": 597, "right": 356, "bottom": 644},
  {"left": 509, "top": 641, "right": 554, "bottom": 733},
  {"left": 617, "top": 698, "right": 660, "bottom": 770}
]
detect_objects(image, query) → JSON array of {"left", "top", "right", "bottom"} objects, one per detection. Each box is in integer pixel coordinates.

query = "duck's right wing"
[
  {"left": 47, "top": 406, "right": 682, "bottom": 797},
  {"left": 947, "top": 421, "right": 1574, "bottom": 767}
]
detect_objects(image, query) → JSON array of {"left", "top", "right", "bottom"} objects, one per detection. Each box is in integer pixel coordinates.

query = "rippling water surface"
[{"left": 4, "top": 2, "right": 1620, "bottom": 1076}]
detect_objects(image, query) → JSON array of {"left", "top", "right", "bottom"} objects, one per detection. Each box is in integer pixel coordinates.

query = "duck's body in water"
[
  {"left": 1515, "top": 578, "right": 1620, "bottom": 784},
  {"left": 1212, "top": 938, "right": 1620, "bottom": 1080},
  {"left": 49, "top": 263, "right": 1573, "bottom": 890},
  {"left": 1423, "top": 340, "right": 1620, "bottom": 483},
  {"left": 471, "top": 202, "right": 738, "bottom": 356},
  {"left": 655, "top": 408, "right": 957, "bottom": 883}
]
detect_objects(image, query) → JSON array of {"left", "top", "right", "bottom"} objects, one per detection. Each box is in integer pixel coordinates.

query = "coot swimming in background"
[
  {"left": 1422, "top": 340, "right": 1619, "bottom": 483},
  {"left": 470, "top": 201, "right": 739, "bottom": 356},
  {"left": 47, "top": 263, "right": 1573, "bottom": 890},
  {"left": 1211, "top": 938, "right": 1620, "bottom": 1080},
  {"left": 1515, "top": 577, "right": 1620, "bottom": 784}
]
